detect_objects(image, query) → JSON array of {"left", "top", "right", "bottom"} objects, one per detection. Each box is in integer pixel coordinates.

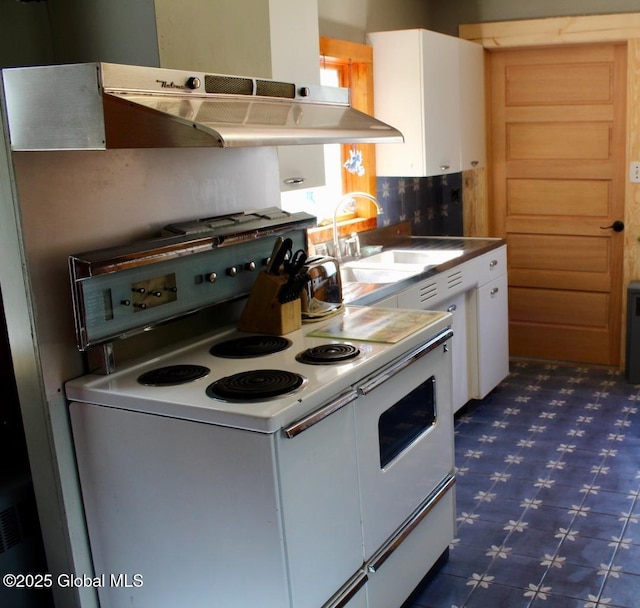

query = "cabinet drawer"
[
  {"left": 365, "top": 486, "right": 454, "bottom": 608},
  {"left": 474, "top": 246, "right": 507, "bottom": 286}
]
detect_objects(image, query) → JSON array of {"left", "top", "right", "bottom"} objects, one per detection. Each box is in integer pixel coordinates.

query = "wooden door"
[{"left": 489, "top": 43, "right": 627, "bottom": 366}]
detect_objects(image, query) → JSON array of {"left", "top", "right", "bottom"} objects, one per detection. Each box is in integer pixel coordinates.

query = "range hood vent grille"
[
  {"left": 203, "top": 74, "right": 296, "bottom": 99},
  {"left": 204, "top": 75, "right": 254, "bottom": 96},
  {"left": 255, "top": 79, "right": 296, "bottom": 99}
]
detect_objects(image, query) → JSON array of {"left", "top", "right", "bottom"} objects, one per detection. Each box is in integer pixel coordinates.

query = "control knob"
[{"left": 186, "top": 76, "right": 201, "bottom": 90}]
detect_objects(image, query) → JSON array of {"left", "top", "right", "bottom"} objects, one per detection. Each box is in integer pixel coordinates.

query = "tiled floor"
[{"left": 408, "top": 361, "right": 640, "bottom": 608}]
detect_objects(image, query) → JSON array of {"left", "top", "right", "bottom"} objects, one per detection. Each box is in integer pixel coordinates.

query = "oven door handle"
[
  {"left": 367, "top": 474, "right": 456, "bottom": 573},
  {"left": 358, "top": 328, "right": 453, "bottom": 395},
  {"left": 282, "top": 389, "right": 359, "bottom": 438},
  {"left": 322, "top": 570, "right": 368, "bottom": 608}
]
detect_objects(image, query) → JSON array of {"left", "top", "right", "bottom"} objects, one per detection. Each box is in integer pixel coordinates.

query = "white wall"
[
  {"left": 0, "top": 0, "right": 52, "bottom": 68},
  {"left": 47, "top": 0, "right": 160, "bottom": 66},
  {"left": 13, "top": 147, "right": 280, "bottom": 390},
  {"left": 318, "top": 0, "right": 431, "bottom": 42}
]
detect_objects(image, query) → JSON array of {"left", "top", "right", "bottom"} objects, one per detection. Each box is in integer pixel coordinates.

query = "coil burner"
[
  {"left": 206, "top": 369, "right": 307, "bottom": 402},
  {"left": 210, "top": 335, "right": 292, "bottom": 358},
  {"left": 137, "top": 365, "right": 210, "bottom": 386},
  {"left": 296, "top": 343, "right": 361, "bottom": 365}
]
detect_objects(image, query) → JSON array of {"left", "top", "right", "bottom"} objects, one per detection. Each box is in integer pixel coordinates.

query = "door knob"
[{"left": 600, "top": 220, "right": 625, "bottom": 232}]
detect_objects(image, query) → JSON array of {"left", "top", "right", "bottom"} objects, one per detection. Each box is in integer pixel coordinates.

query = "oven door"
[{"left": 354, "top": 328, "right": 454, "bottom": 559}]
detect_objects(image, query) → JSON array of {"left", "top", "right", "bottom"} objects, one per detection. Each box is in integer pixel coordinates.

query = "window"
[{"left": 281, "top": 38, "right": 379, "bottom": 244}]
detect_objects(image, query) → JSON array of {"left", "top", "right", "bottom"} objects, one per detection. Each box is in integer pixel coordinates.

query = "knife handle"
[{"left": 266, "top": 236, "right": 284, "bottom": 274}]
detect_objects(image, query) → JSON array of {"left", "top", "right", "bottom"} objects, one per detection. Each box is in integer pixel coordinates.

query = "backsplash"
[{"left": 376, "top": 173, "right": 463, "bottom": 236}]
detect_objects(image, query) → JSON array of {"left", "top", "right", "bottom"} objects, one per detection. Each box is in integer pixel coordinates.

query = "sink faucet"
[{"left": 332, "top": 192, "right": 383, "bottom": 261}]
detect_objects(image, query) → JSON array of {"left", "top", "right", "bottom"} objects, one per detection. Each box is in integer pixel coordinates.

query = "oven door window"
[{"left": 378, "top": 376, "right": 436, "bottom": 468}]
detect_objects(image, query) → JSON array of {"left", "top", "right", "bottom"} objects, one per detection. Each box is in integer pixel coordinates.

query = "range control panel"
[{"left": 70, "top": 229, "right": 307, "bottom": 350}]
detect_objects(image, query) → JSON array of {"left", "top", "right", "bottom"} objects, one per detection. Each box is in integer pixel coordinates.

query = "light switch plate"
[{"left": 630, "top": 161, "right": 640, "bottom": 183}]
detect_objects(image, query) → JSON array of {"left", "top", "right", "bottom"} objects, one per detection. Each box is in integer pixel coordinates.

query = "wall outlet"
[{"left": 631, "top": 161, "right": 640, "bottom": 183}]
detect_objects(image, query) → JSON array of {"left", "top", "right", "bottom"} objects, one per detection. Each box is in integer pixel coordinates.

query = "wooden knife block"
[{"left": 238, "top": 271, "right": 302, "bottom": 335}]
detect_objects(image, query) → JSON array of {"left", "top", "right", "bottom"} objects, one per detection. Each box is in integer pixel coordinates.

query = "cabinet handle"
[
  {"left": 282, "top": 390, "right": 358, "bottom": 438},
  {"left": 367, "top": 474, "right": 455, "bottom": 573},
  {"left": 471, "top": 160, "right": 479, "bottom": 167},
  {"left": 358, "top": 328, "right": 453, "bottom": 395},
  {"left": 490, "top": 287, "right": 499, "bottom": 296},
  {"left": 283, "top": 177, "right": 305, "bottom": 185},
  {"left": 440, "top": 164, "right": 450, "bottom": 171},
  {"left": 447, "top": 304, "right": 457, "bottom": 313},
  {"left": 489, "top": 259, "right": 498, "bottom": 268},
  {"left": 323, "top": 571, "right": 368, "bottom": 608}
]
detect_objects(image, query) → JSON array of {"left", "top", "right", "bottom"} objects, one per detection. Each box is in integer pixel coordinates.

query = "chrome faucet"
[{"left": 332, "top": 192, "right": 383, "bottom": 261}]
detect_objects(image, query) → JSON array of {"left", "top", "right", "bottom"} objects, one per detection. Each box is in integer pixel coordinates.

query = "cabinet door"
[
  {"left": 420, "top": 30, "right": 461, "bottom": 176},
  {"left": 475, "top": 273, "right": 509, "bottom": 398},
  {"left": 278, "top": 147, "right": 326, "bottom": 191},
  {"left": 269, "top": 0, "right": 325, "bottom": 191},
  {"left": 370, "top": 29, "right": 461, "bottom": 177},
  {"left": 278, "top": 403, "right": 363, "bottom": 607},
  {"left": 436, "top": 293, "right": 469, "bottom": 412},
  {"left": 459, "top": 39, "right": 486, "bottom": 171}
]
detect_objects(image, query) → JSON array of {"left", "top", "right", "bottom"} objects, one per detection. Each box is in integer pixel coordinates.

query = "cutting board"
[{"left": 307, "top": 306, "right": 447, "bottom": 344}]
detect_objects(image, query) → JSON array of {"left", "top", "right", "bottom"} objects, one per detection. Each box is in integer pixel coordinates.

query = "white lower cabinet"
[
  {"left": 473, "top": 272, "right": 509, "bottom": 399},
  {"left": 436, "top": 293, "right": 469, "bottom": 412},
  {"left": 392, "top": 245, "right": 509, "bottom": 410}
]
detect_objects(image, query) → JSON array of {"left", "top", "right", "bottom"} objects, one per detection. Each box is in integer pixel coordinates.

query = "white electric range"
[{"left": 65, "top": 209, "right": 456, "bottom": 608}]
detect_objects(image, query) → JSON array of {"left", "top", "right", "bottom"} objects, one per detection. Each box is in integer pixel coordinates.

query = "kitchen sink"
[
  {"left": 340, "top": 265, "right": 422, "bottom": 284},
  {"left": 358, "top": 249, "right": 464, "bottom": 267},
  {"left": 340, "top": 248, "right": 465, "bottom": 284}
]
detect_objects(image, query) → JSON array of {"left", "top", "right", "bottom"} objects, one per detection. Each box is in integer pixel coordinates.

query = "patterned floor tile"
[
  {"left": 405, "top": 361, "right": 640, "bottom": 608},
  {"left": 462, "top": 582, "right": 534, "bottom": 608},
  {"left": 601, "top": 571, "right": 640, "bottom": 607},
  {"left": 540, "top": 563, "right": 604, "bottom": 600}
]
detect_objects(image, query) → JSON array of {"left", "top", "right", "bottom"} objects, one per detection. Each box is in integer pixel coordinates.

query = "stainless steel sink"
[
  {"left": 358, "top": 249, "right": 464, "bottom": 267},
  {"left": 340, "top": 248, "right": 465, "bottom": 284},
  {"left": 340, "top": 265, "right": 422, "bottom": 284}
]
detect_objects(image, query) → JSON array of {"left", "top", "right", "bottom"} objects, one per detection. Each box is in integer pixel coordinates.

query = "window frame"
[{"left": 316, "top": 37, "right": 379, "bottom": 238}]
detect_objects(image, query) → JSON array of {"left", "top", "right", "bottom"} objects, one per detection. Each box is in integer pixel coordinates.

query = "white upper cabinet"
[
  {"left": 154, "top": 0, "right": 326, "bottom": 192},
  {"left": 458, "top": 38, "right": 486, "bottom": 171},
  {"left": 368, "top": 29, "right": 485, "bottom": 177}
]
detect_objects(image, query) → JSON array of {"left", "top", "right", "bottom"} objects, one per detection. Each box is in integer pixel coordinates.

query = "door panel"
[
  {"left": 508, "top": 179, "right": 610, "bottom": 217},
  {"left": 489, "top": 43, "right": 626, "bottom": 365},
  {"left": 508, "top": 123, "right": 612, "bottom": 160},
  {"left": 510, "top": 288, "right": 609, "bottom": 327},
  {"left": 505, "top": 63, "right": 613, "bottom": 105},
  {"left": 508, "top": 234, "right": 610, "bottom": 273}
]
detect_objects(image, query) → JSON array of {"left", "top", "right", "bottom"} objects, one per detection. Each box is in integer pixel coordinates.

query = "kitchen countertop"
[{"left": 342, "top": 234, "right": 506, "bottom": 306}]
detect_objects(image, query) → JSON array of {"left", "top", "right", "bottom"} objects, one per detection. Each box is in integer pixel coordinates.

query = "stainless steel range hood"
[{"left": 1, "top": 62, "right": 403, "bottom": 151}]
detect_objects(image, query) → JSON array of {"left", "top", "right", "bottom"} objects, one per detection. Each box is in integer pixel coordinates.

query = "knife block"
[{"left": 238, "top": 271, "right": 302, "bottom": 335}]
